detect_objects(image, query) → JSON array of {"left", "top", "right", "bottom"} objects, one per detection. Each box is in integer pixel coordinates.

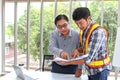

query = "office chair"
[{"left": 42, "top": 55, "right": 54, "bottom": 71}]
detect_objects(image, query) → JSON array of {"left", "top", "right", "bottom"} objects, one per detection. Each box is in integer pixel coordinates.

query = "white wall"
[
  {"left": 0, "top": 0, "right": 2, "bottom": 74},
  {"left": 112, "top": 27, "right": 120, "bottom": 67},
  {"left": 112, "top": 0, "right": 120, "bottom": 68}
]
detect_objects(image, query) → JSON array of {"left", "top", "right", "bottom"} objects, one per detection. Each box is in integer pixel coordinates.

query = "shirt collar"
[
  {"left": 58, "top": 29, "right": 72, "bottom": 37},
  {"left": 84, "top": 21, "right": 94, "bottom": 34}
]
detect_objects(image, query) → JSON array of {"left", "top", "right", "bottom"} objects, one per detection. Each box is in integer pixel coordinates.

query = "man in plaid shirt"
[{"left": 58, "top": 7, "right": 111, "bottom": 80}]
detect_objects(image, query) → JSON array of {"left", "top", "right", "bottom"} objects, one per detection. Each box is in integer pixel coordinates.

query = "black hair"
[
  {"left": 72, "top": 7, "right": 90, "bottom": 21},
  {"left": 54, "top": 14, "right": 69, "bottom": 25}
]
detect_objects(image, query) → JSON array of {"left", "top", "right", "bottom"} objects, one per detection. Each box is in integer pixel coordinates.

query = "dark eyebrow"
[{"left": 57, "top": 23, "right": 67, "bottom": 26}]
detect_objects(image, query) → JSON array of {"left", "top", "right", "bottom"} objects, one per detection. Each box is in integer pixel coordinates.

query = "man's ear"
[
  {"left": 87, "top": 16, "right": 91, "bottom": 20},
  {"left": 87, "top": 16, "right": 91, "bottom": 24}
]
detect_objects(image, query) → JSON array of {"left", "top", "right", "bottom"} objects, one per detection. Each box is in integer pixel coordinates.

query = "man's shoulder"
[
  {"left": 92, "top": 27, "right": 107, "bottom": 36},
  {"left": 51, "top": 30, "right": 59, "bottom": 35},
  {"left": 52, "top": 29, "right": 58, "bottom": 33},
  {"left": 95, "top": 27, "right": 106, "bottom": 32}
]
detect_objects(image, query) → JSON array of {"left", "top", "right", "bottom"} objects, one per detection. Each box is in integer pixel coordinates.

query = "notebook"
[{"left": 13, "top": 65, "right": 39, "bottom": 80}]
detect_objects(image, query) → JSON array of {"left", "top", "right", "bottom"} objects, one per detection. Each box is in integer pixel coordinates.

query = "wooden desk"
[{"left": 0, "top": 71, "right": 88, "bottom": 80}]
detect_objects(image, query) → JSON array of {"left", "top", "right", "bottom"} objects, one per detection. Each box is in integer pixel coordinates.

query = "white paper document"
[{"left": 53, "top": 54, "right": 88, "bottom": 62}]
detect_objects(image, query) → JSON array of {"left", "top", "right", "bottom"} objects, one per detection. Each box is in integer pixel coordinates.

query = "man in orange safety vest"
[{"left": 58, "top": 7, "right": 111, "bottom": 80}]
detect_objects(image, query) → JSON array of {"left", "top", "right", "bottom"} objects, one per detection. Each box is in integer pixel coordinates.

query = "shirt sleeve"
[
  {"left": 84, "top": 28, "right": 107, "bottom": 64},
  {"left": 49, "top": 31, "right": 63, "bottom": 56},
  {"left": 77, "top": 64, "right": 83, "bottom": 69}
]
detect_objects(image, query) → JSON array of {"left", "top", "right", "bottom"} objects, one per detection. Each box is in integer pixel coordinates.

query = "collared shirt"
[
  {"left": 49, "top": 29, "right": 80, "bottom": 59},
  {"left": 49, "top": 29, "right": 82, "bottom": 69},
  {"left": 83, "top": 21, "right": 111, "bottom": 75}
]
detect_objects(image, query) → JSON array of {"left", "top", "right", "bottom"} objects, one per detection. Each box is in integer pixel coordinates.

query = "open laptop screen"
[{"left": 13, "top": 65, "right": 25, "bottom": 80}]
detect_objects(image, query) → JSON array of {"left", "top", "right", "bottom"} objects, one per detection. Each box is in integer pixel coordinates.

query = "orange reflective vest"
[{"left": 80, "top": 23, "right": 110, "bottom": 68}]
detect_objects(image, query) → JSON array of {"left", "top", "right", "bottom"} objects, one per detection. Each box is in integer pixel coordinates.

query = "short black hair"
[
  {"left": 72, "top": 7, "right": 90, "bottom": 21},
  {"left": 54, "top": 14, "right": 69, "bottom": 25}
]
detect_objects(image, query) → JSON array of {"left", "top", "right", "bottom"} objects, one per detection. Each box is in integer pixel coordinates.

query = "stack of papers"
[{"left": 53, "top": 54, "right": 88, "bottom": 62}]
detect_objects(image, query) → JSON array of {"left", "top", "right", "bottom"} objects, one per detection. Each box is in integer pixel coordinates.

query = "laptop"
[{"left": 13, "top": 65, "right": 39, "bottom": 80}]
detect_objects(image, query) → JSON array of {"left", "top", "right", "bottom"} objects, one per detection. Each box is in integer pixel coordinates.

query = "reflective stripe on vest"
[{"left": 80, "top": 23, "right": 110, "bottom": 68}]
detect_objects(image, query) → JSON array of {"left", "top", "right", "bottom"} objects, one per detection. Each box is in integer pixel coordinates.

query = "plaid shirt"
[{"left": 83, "top": 21, "right": 111, "bottom": 75}]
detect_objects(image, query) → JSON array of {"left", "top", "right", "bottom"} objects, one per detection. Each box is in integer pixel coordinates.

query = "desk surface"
[{"left": 0, "top": 71, "right": 88, "bottom": 80}]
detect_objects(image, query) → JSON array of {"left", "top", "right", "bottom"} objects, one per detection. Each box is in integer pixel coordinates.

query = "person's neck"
[
  {"left": 84, "top": 20, "right": 92, "bottom": 31},
  {"left": 63, "top": 31, "right": 69, "bottom": 37}
]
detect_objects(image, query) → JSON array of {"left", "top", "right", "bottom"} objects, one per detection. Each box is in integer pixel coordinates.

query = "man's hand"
[
  {"left": 75, "top": 69, "right": 82, "bottom": 77},
  {"left": 77, "top": 48, "right": 83, "bottom": 53},
  {"left": 72, "top": 49, "right": 79, "bottom": 58},
  {"left": 60, "top": 51, "right": 69, "bottom": 60}
]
